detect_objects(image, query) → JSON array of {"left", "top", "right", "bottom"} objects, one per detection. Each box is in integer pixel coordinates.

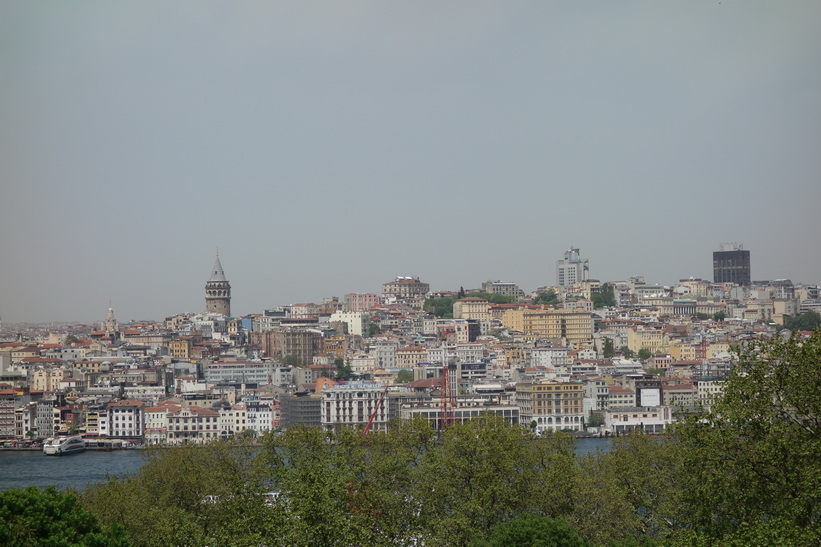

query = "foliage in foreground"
[
  {"left": 73, "top": 330, "right": 821, "bottom": 546},
  {"left": 0, "top": 486, "right": 128, "bottom": 546}
]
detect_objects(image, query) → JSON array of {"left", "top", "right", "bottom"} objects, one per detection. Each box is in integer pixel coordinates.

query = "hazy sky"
[{"left": 2, "top": 2, "right": 820, "bottom": 323}]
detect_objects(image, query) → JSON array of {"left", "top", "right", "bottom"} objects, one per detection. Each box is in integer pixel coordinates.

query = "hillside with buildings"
[{"left": 1, "top": 247, "right": 818, "bottom": 446}]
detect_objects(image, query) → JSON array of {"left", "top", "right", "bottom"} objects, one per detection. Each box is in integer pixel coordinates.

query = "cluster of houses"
[{"left": 1, "top": 274, "right": 817, "bottom": 445}]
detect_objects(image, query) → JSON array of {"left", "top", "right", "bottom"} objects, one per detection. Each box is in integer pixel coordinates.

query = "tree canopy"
[
  {"left": 533, "top": 290, "right": 559, "bottom": 306},
  {"left": 0, "top": 486, "right": 128, "bottom": 547},
  {"left": 395, "top": 369, "right": 414, "bottom": 384},
  {"left": 591, "top": 283, "right": 616, "bottom": 308},
  {"left": 783, "top": 311, "right": 821, "bottom": 332},
  {"left": 423, "top": 296, "right": 456, "bottom": 318},
  {"left": 671, "top": 330, "right": 821, "bottom": 544}
]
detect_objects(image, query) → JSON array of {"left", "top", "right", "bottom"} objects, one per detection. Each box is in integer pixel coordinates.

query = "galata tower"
[{"left": 205, "top": 252, "right": 231, "bottom": 316}]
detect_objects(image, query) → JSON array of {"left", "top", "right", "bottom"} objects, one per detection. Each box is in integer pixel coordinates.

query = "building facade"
[
  {"left": 321, "top": 382, "right": 388, "bottom": 433},
  {"left": 556, "top": 247, "right": 589, "bottom": 288},
  {"left": 381, "top": 276, "right": 430, "bottom": 300},
  {"left": 515, "top": 379, "right": 585, "bottom": 433},
  {"left": 713, "top": 244, "right": 751, "bottom": 286}
]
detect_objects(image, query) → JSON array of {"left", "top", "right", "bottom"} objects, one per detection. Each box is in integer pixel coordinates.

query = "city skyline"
[{"left": 2, "top": 2, "right": 820, "bottom": 323}]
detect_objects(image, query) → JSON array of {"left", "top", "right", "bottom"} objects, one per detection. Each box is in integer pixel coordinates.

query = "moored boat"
[{"left": 43, "top": 436, "right": 85, "bottom": 456}]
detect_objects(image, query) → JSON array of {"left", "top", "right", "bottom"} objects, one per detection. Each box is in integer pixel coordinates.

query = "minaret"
[{"left": 205, "top": 251, "right": 231, "bottom": 316}]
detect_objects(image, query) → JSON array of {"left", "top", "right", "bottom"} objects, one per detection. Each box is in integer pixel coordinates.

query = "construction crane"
[
  {"left": 363, "top": 384, "right": 389, "bottom": 436},
  {"left": 440, "top": 362, "right": 456, "bottom": 431}
]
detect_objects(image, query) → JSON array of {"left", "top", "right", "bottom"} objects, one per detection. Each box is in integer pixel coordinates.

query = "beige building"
[
  {"left": 706, "top": 342, "right": 732, "bottom": 359},
  {"left": 626, "top": 328, "right": 667, "bottom": 355},
  {"left": 349, "top": 353, "right": 379, "bottom": 374},
  {"left": 253, "top": 329, "right": 324, "bottom": 364},
  {"left": 381, "top": 276, "right": 430, "bottom": 300},
  {"left": 576, "top": 279, "right": 602, "bottom": 300},
  {"left": 515, "top": 379, "right": 585, "bottom": 433},
  {"left": 502, "top": 307, "right": 593, "bottom": 344},
  {"left": 453, "top": 298, "right": 491, "bottom": 321},
  {"left": 669, "top": 340, "right": 698, "bottom": 361},
  {"left": 396, "top": 347, "right": 428, "bottom": 369},
  {"left": 30, "top": 367, "right": 71, "bottom": 392},
  {"left": 166, "top": 405, "right": 221, "bottom": 445},
  {"left": 773, "top": 299, "right": 800, "bottom": 325},
  {"left": 169, "top": 338, "right": 194, "bottom": 359}
]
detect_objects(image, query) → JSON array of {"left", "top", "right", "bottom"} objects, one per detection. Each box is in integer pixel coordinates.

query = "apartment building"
[
  {"left": 453, "top": 298, "right": 492, "bottom": 321},
  {"left": 502, "top": 308, "right": 593, "bottom": 344},
  {"left": 515, "top": 379, "right": 585, "bottom": 433},
  {"left": 321, "top": 382, "right": 388, "bottom": 433}
]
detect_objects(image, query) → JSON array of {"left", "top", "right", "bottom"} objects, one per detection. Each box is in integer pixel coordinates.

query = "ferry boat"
[{"left": 43, "top": 436, "right": 85, "bottom": 456}]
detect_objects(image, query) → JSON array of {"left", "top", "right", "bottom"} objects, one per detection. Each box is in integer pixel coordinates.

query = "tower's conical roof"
[{"left": 209, "top": 253, "right": 227, "bottom": 282}]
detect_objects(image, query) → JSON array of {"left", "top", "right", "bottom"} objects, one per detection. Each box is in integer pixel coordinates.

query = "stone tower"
[{"left": 205, "top": 252, "right": 231, "bottom": 316}]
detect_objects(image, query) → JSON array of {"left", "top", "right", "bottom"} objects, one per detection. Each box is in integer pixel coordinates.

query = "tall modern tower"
[
  {"left": 556, "top": 247, "right": 589, "bottom": 287},
  {"left": 713, "top": 243, "right": 751, "bottom": 285},
  {"left": 205, "top": 252, "right": 231, "bottom": 316}
]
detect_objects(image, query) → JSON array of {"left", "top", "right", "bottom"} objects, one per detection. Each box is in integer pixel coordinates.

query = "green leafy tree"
[
  {"left": 395, "top": 369, "right": 414, "bottom": 384},
  {"left": 533, "top": 290, "right": 559, "bottom": 306},
  {"left": 64, "top": 334, "right": 82, "bottom": 346},
  {"left": 572, "top": 434, "right": 683, "bottom": 544},
  {"left": 281, "top": 355, "right": 304, "bottom": 367},
  {"left": 525, "top": 431, "right": 579, "bottom": 518},
  {"left": 637, "top": 348, "right": 651, "bottom": 361},
  {"left": 602, "top": 338, "right": 615, "bottom": 358},
  {"left": 477, "top": 514, "right": 588, "bottom": 546},
  {"left": 783, "top": 311, "right": 821, "bottom": 332},
  {"left": 415, "top": 413, "right": 552, "bottom": 544},
  {"left": 592, "top": 284, "right": 617, "bottom": 308},
  {"left": 694, "top": 312, "right": 711, "bottom": 320},
  {"left": 259, "top": 418, "right": 436, "bottom": 545},
  {"left": 423, "top": 296, "right": 456, "bottom": 318},
  {"left": 1, "top": 486, "right": 129, "bottom": 547},
  {"left": 672, "top": 330, "right": 821, "bottom": 544},
  {"left": 586, "top": 412, "right": 604, "bottom": 428},
  {"left": 712, "top": 311, "right": 726, "bottom": 321},
  {"left": 600, "top": 283, "right": 616, "bottom": 307},
  {"left": 334, "top": 357, "right": 353, "bottom": 379},
  {"left": 620, "top": 346, "right": 635, "bottom": 359},
  {"left": 83, "top": 439, "right": 275, "bottom": 546}
]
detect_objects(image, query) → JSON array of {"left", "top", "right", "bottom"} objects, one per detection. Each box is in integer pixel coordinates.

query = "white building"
[
  {"left": 454, "top": 343, "right": 485, "bottom": 364},
  {"left": 245, "top": 400, "right": 276, "bottom": 435},
  {"left": 166, "top": 406, "right": 221, "bottom": 445},
  {"left": 320, "top": 382, "right": 388, "bottom": 433},
  {"left": 106, "top": 399, "right": 145, "bottom": 439},
  {"left": 556, "top": 247, "right": 589, "bottom": 288},
  {"left": 204, "top": 361, "right": 289, "bottom": 386},
  {"left": 371, "top": 338, "right": 399, "bottom": 369},
  {"left": 695, "top": 378, "right": 724, "bottom": 411},
  {"left": 144, "top": 403, "right": 179, "bottom": 444},
  {"left": 349, "top": 353, "right": 379, "bottom": 374},
  {"left": 531, "top": 347, "right": 569, "bottom": 368},
  {"left": 328, "top": 311, "right": 370, "bottom": 337},
  {"left": 219, "top": 404, "right": 248, "bottom": 436},
  {"left": 605, "top": 406, "right": 673, "bottom": 434}
]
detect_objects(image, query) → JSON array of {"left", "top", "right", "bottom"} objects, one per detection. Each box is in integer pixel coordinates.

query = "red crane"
[
  {"left": 363, "top": 384, "right": 389, "bottom": 436},
  {"left": 440, "top": 363, "right": 455, "bottom": 431}
]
